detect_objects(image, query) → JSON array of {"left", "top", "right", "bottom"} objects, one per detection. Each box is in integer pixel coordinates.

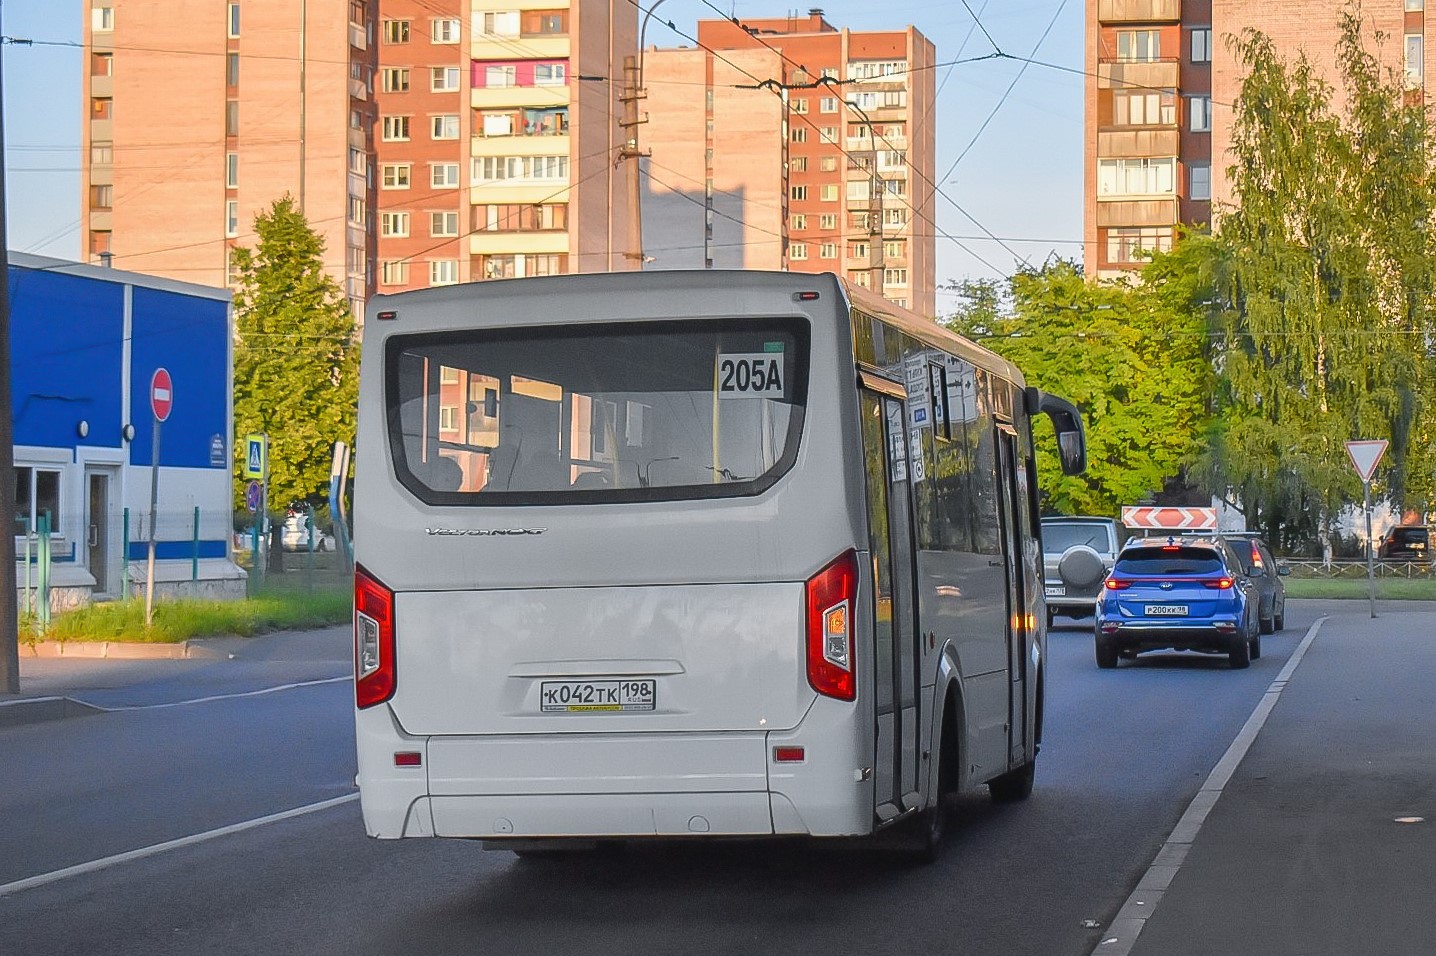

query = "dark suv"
[
  {"left": 1041, "top": 516, "right": 1125, "bottom": 627},
  {"left": 1380, "top": 526, "right": 1430, "bottom": 560},
  {"left": 1184, "top": 531, "right": 1289, "bottom": 634}
]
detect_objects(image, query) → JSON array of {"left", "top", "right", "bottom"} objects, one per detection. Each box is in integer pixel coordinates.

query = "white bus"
[{"left": 353, "top": 270, "right": 1086, "bottom": 859}]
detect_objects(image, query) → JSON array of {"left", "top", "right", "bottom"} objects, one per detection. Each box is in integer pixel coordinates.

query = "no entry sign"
[{"left": 151, "top": 368, "right": 173, "bottom": 423}]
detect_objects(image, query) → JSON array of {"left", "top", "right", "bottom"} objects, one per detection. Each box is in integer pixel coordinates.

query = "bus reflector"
[
  {"left": 806, "top": 550, "right": 857, "bottom": 701},
  {"left": 355, "top": 565, "right": 397, "bottom": 709},
  {"left": 773, "top": 746, "right": 806, "bottom": 763},
  {"left": 394, "top": 751, "right": 422, "bottom": 767}
]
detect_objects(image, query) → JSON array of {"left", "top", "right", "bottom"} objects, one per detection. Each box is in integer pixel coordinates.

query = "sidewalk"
[
  {"left": 1113, "top": 601, "right": 1436, "bottom": 956},
  {"left": 0, "top": 625, "right": 351, "bottom": 728}
]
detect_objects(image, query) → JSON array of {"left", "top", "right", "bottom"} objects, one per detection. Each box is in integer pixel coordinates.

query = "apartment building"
[
  {"left": 1085, "top": 0, "right": 1431, "bottom": 279},
  {"left": 642, "top": 11, "right": 937, "bottom": 317},
  {"left": 373, "top": 0, "right": 636, "bottom": 291},
  {"left": 80, "top": 0, "right": 376, "bottom": 308}
]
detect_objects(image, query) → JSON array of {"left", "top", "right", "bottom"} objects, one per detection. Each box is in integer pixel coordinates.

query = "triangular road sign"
[{"left": 1345, "top": 440, "right": 1388, "bottom": 482}]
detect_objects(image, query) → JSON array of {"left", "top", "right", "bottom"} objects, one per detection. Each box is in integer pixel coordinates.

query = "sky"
[{"left": 0, "top": 0, "right": 1085, "bottom": 312}]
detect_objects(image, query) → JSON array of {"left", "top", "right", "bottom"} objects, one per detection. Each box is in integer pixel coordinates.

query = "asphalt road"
[{"left": 1, "top": 607, "right": 1335, "bottom": 956}]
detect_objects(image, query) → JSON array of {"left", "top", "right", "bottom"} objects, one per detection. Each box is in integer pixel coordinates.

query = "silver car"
[{"left": 1041, "top": 517, "right": 1125, "bottom": 627}]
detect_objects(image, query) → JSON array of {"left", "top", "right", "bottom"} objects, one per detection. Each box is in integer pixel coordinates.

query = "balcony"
[
  {"left": 1097, "top": 59, "right": 1180, "bottom": 91},
  {"left": 1096, "top": 198, "right": 1179, "bottom": 228},
  {"left": 1098, "top": 0, "right": 1181, "bottom": 22},
  {"left": 1097, "top": 127, "right": 1180, "bottom": 158}
]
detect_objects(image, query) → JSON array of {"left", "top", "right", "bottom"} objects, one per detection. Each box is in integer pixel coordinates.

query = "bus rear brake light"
[
  {"left": 355, "top": 565, "right": 397, "bottom": 709},
  {"left": 806, "top": 550, "right": 857, "bottom": 701}
]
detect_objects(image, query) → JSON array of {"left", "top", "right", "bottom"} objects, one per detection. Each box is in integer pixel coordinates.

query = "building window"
[
  {"left": 91, "top": 97, "right": 112, "bottom": 120},
  {"left": 91, "top": 143, "right": 113, "bottom": 165},
  {"left": 349, "top": 195, "right": 366, "bottom": 225},
  {"left": 482, "top": 11, "right": 521, "bottom": 35},
  {"left": 847, "top": 60, "right": 906, "bottom": 80},
  {"left": 820, "top": 213, "right": 837, "bottom": 230},
  {"left": 1117, "top": 30, "right": 1160, "bottom": 62},
  {"left": 89, "top": 230, "right": 111, "bottom": 255},
  {"left": 1190, "top": 27, "right": 1212, "bottom": 64},
  {"left": 92, "top": 6, "right": 114, "bottom": 31},
  {"left": 430, "top": 260, "right": 459, "bottom": 285},
  {"left": 791, "top": 98, "right": 809, "bottom": 114},
  {"left": 1188, "top": 162, "right": 1211, "bottom": 200},
  {"left": 791, "top": 156, "right": 808, "bottom": 173},
  {"left": 820, "top": 242, "right": 837, "bottom": 259},
  {"left": 381, "top": 68, "right": 410, "bottom": 93},
  {"left": 350, "top": 108, "right": 364, "bottom": 130},
  {"left": 524, "top": 11, "right": 566, "bottom": 35},
  {"left": 349, "top": 147, "right": 366, "bottom": 174},
  {"left": 431, "top": 66, "right": 461, "bottom": 92},
  {"left": 431, "top": 114, "right": 459, "bottom": 139},
  {"left": 790, "top": 185, "right": 807, "bottom": 201},
  {"left": 534, "top": 63, "right": 567, "bottom": 86},
  {"left": 380, "top": 211, "right": 410, "bottom": 237},
  {"left": 791, "top": 213, "right": 807, "bottom": 230},
  {"left": 1188, "top": 95, "right": 1211, "bottom": 132},
  {"left": 1098, "top": 157, "right": 1176, "bottom": 196},
  {"left": 381, "top": 163, "right": 411, "bottom": 189},
  {"left": 13, "top": 467, "right": 62, "bottom": 536},
  {"left": 91, "top": 52, "right": 113, "bottom": 77},
  {"left": 431, "top": 18, "right": 460, "bottom": 43},
  {"left": 226, "top": 200, "right": 240, "bottom": 237},
  {"left": 1115, "top": 89, "right": 1176, "bottom": 126},
  {"left": 227, "top": 52, "right": 239, "bottom": 87},
  {"left": 884, "top": 268, "right": 908, "bottom": 287},
  {"left": 382, "top": 115, "right": 410, "bottom": 141},
  {"left": 471, "top": 155, "right": 568, "bottom": 183},
  {"left": 483, "top": 64, "right": 517, "bottom": 88},
  {"left": 817, "top": 157, "right": 836, "bottom": 173},
  {"left": 430, "top": 211, "right": 459, "bottom": 236},
  {"left": 226, "top": 152, "right": 238, "bottom": 188},
  {"left": 383, "top": 18, "right": 410, "bottom": 43},
  {"left": 473, "top": 203, "right": 567, "bottom": 232},
  {"left": 1407, "top": 34, "right": 1424, "bottom": 85},
  {"left": 850, "top": 241, "right": 870, "bottom": 260},
  {"left": 380, "top": 260, "right": 409, "bottom": 285},
  {"left": 819, "top": 127, "right": 838, "bottom": 144},
  {"left": 1107, "top": 226, "right": 1174, "bottom": 263},
  {"left": 227, "top": 2, "right": 240, "bottom": 38},
  {"left": 882, "top": 208, "right": 905, "bottom": 227},
  {"left": 1407, "top": 0, "right": 1425, "bottom": 10},
  {"left": 790, "top": 243, "right": 808, "bottom": 260},
  {"left": 884, "top": 240, "right": 904, "bottom": 259},
  {"left": 226, "top": 100, "right": 239, "bottom": 136},
  {"left": 431, "top": 163, "right": 460, "bottom": 188},
  {"left": 791, "top": 127, "right": 807, "bottom": 143},
  {"left": 90, "top": 184, "right": 113, "bottom": 209},
  {"left": 820, "top": 96, "right": 838, "bottom": 113},
  {"left": 820, "top": 184, "right": 839, "bottom": 202}
]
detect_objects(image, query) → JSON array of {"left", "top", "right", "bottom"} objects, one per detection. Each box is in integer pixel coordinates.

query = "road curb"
[
  {"left": 0, "top": 696, "right": 104, "bottom": 729},
  {"left": 19, "top": 641, "right": 228, "bottom": 660}
]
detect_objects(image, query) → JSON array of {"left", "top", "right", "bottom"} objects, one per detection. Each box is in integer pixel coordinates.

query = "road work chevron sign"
[{"left": 1120, "top": 506, "right": 1218, "bottom": 531}]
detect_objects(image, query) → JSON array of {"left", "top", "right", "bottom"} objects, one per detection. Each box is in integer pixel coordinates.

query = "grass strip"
[
  {"left": 1282, "top": 578, "right": 1436, "bottom": 601},
  {"left": 41, "top": 590, "right": 351, "bottom": 644}
]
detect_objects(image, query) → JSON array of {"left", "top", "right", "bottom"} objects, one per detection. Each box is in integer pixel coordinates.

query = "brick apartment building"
[
  {"left": 373, "top": 0, "right": 637, "bottom": 291},
  {"left": 642, "top": 11, "right": 937, "bottom": 317},
  {"left": 1085, "top": 0, "right": 1432, "bottom": 279},
  {"left": 80, "top": 0, "right": 376, "bottom": 310}
]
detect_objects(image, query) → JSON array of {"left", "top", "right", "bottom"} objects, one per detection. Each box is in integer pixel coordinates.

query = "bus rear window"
[{"left": 385, "top": 318, "right": 808, "bottom": 504}]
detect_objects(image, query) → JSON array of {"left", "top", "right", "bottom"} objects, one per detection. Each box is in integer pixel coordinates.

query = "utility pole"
[
  {"left": 847, "top": 100, "right": 884, "bottom": 299},
  {"left": 617, "top": 54, "right": 648, "bottom": 268},
  {"left": 1, "top": 2, "right": 22, "bottom": 694}
]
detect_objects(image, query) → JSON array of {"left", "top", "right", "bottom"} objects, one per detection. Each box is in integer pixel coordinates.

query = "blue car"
[{"left": 1094, "top": 536, "right": 1260, "bottom": 670}]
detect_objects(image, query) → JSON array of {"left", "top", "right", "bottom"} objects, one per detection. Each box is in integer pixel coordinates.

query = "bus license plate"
[
  {"left": 541, "top": 680, "right": 656, "bottom": 713},
  {"left": 1146, "top": 604, "right": 1188, "bottom": 616}
]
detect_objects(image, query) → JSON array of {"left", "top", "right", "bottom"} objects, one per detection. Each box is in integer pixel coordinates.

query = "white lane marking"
[
  {"left": 75, "top": 675, "right": 350, "bottom": 712},
  {"left": 0, "top": 793, "right": 359, "bottom": 898},
  {"left": 1088, "top": 616, "right": 1327, "bottom": 956}
]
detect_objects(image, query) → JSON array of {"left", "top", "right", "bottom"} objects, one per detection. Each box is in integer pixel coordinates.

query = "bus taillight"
[
  {"left": 806, "top": 550, "right": 858, "bottom": 701},
  {"left": 355, "top": 565, "right": 397, "bottom": 709}
]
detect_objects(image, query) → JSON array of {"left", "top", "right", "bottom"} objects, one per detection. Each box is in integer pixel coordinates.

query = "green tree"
[
  {"left": 945, "top": 261, "right": 1210, "bottom": 516},
  {"left": 1187, "top": 11, "right": 1436, "bottom": 541},
  {"left": 231, "top": 196, "right": 359, "bottom": 515}
]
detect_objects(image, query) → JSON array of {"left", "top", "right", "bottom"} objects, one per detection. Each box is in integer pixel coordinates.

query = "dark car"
[
  {"left": 1185, "top": 531, "right": 1289, "bottom": 634},
  {"left": 1094, "top": 536, "right": 1261, "bottom": 670},
  {"left": 1380, "top": 525, "right": 1430, "bottom": 560}
]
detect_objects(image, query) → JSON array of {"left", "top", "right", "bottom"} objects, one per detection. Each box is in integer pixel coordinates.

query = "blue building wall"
[{"left": 128, "top": 286, "right": 231, "bottom": 469}]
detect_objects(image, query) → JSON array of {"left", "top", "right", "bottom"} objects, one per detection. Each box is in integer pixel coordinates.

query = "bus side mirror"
[{"left": 1026, "top": 387, "right": 1087, "bottom": 476}]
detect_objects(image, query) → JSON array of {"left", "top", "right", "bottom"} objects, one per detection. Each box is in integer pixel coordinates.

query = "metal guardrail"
[{"left": 1281, "top": 559, "right": 1435, "bottom": 579}]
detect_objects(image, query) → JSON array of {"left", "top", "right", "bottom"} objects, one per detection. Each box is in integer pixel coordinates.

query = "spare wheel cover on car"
[{"left": 1058, "top": 545, "right": 1105, "bottom": 588}]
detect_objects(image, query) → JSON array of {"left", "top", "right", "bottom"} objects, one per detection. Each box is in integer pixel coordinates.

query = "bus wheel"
[{"left": 988, "top": 759, "right": 1035, "bottom": 803}]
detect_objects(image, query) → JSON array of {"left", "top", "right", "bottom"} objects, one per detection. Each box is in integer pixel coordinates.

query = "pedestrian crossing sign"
[{"left": 243, "top": 433, "right": 268, "bottom": 480}]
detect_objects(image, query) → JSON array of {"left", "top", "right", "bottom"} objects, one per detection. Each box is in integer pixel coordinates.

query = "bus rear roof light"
[
  {"left": 376, "top": 310, "right": 398, "bottom": 321},
  {"left": 794, "top": 291, "right": 821, "bottom": 301}
]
